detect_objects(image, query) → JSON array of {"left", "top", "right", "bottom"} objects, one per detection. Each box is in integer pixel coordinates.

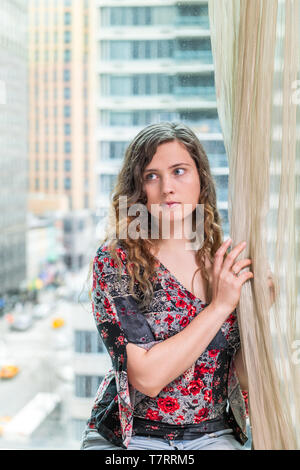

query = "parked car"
[
  {"left": 33, "top": 303, "right": 52, "bottom": 320},
  {"left": 9, "top": 313, "right": 33, "bottom": 332},
  {"left": 0, "top": 365, "right": 19, "bottom": 379}
]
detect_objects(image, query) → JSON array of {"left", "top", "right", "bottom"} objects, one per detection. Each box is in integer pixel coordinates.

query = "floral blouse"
[{"left": 85, "top": 243, "right": 249, "bottom": 449}]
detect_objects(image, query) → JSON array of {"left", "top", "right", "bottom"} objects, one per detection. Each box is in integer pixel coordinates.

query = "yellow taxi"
[{"left": 0, "top": 365, "right": 19, "bottom": 379}]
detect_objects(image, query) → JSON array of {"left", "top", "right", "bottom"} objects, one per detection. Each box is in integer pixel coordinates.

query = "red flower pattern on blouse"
[{"left": 84, "top": 243, "right": 249, "bottom": 449}]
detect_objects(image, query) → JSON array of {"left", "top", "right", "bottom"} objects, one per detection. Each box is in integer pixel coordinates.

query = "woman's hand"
[{"left": 210, "top": 239, "right": 254, "bottom": 314}]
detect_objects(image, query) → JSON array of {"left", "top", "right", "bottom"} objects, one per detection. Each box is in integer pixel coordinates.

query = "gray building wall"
[{"left": 0, "top": 0, "right": 28, "bottom": 295}]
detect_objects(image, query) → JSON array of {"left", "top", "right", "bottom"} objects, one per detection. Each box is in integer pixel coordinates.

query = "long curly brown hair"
[{"left": 93, "top": 122, "right": 225, "bottom": 311}]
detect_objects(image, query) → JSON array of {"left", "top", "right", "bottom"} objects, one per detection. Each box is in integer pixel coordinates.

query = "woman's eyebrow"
[{"left": 144, "top": 163, "right": 191, "bottom": 173}]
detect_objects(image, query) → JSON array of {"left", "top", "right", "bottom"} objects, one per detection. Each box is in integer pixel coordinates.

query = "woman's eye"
[
  {"left": 174, "top": 168, "right": 185, "bottom": 175},
  {"left": 145, "top": 173, "right": 156, "bottom": 180}
]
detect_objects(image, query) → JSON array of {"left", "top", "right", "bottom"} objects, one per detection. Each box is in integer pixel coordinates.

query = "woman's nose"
[{"left": 161, "top": 176, "right": 175, "bottom": 195}]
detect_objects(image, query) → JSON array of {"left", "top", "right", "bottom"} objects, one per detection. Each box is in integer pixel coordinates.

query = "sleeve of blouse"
[
  {"left": 91, "top": 253, "right": 129, "bottom": 373},
  {"left": 91, "top": 249, "right": 157, "bottom": 374}
]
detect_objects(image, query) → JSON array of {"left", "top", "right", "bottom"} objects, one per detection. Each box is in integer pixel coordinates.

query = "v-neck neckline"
[{"left": 154, "top": 257, "right": 209, "bottom": 306}]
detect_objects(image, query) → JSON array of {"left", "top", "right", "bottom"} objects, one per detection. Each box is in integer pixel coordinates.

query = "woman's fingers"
[
  {"left": 233, "top": 258, "right": 252, "bottom": 274},
  {"left": 222, "top": 241, "right": 247, "bottom": 273},
  {"left": 213, "top": 238, "right": 232, "bottom": 277}
]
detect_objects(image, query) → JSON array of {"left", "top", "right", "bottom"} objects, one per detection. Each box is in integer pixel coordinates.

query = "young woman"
[{"left": 80, "top": 122, "right": 254, "bottom": 451}]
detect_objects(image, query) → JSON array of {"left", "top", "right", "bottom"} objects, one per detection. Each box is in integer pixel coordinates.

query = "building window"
[
  {"left": 54, "top": 178, "right": 58, "bottom": 190},
  {"left": 63, "top": 69, "right": 70, "bottom": 81},
  {"left": 64, "top": 123, "right": 71, "bottom": 135},
  {"left": 64, "top": 12, "right": 71, "bottom": 25},
  {"left": 64, "top": 31, "right": 71, "bottom": 43},
  {"left": 64, "top": 87, "right": 71, "bottom": 99},
  {"left": 35, "top": 178, "right": 39, "bottom": 190},
  {"left": 75, "top": 375, "right": 103, "bottom": 398},
  {"left": 64, "top": 177, "right": 71, "bottom": 190},
  {"left": 64, "top": 141, "right": 72, "bottom": 153},
  {"left": 64, "top": 105, "right": 71, "bottom": 118},
  {"left": 99, "top": 174, "right": 116, "bottom": 194},
  {"left": 64, "top": 49, "right": 71, "bottom": 62},
  {"left": 64, "top": 159, "right": 71, "bottom": 172},
  {"left": 74, "top": 331, "right": 103, "bottom": 354}
]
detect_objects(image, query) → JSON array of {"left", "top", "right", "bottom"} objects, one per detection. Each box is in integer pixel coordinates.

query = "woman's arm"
[{"left": 126, "top": 301, "right": 232, "bottom": 398}]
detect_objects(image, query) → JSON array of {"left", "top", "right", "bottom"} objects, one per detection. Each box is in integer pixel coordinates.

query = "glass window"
[
  {"left": 63, "top": 219, "right": 72, "bottom": 232},
  {"left": 64, "top": 31, "right": 71, "bottom": 43},
  {"left": 109, "top": 41, "right": 131, "bottom": 60},
  {"left": 99, "top": 174, "right": 116, "bottom": 194},
  {"left": 64, "top": 141, "right": 71, "bottom": 153},
  {"left": 64, "top": 49, "right": 71, "bottom": 62},
  {"left": 64, "top": 69, "right": 70, "bottom": 81},
  {"left": 74, "top": 331, "right": 104, "bottom": 354},
  {"left": 64, "top": 12, "right": 71, "bottom": 25},
  {"left": 64, "top": 159, "right": 71, "bottom": 172},
  {"left": 64, "top": 123, "right": 71, "bottom": 135},
  {"left": 64, "top": 105, "right": 71, "bottom": 117},
  {"left": 100, "top": 141, "right": 129, "bottom": 160},
  {"left": 75, "top": 375, "right": 103, "bottom": 398},
  {"left": 176, "top": 4, "right": 209, "bottom": 27},
  {"left": 110, "top": 111, "right": 132, "bottom": 126},
  {"left": 64, "top": 87, "right": 71, "bottom": 99},
  {"left": 64, "top": 177, "right": 71, "bottom": 190},
  {"left": 109, "top": 76, "right": 131, "bottom": 95}
]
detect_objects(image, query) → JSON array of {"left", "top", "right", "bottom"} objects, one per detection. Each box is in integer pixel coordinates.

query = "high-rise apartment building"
[
  {"left": 0, "top": 0, "right": 28, "bottom": 296},
  {"left": 96, "top": 0, "right": 229, "bottom": 236},
  {"left": 28, "top": 0, "right": 96, "bottom": 214}
]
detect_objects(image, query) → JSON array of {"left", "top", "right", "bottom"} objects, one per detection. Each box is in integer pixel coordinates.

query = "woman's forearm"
[{"left": 131, "top": 302, "right": 232, "bottom": 397}]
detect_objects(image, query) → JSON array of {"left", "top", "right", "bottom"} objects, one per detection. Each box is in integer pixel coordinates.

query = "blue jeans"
[{"left": 80, "top": 427, "right": 246, "bottom": 451}]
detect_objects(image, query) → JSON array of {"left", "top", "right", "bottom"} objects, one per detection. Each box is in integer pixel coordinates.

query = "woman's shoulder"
[{"left": 94, "top": 240, "right": 129, "bottom": 277}]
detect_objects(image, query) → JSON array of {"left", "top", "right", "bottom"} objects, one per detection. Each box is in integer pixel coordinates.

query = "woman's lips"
[{"left": 161, "top": 202, "right": 180, "bottom": 208}]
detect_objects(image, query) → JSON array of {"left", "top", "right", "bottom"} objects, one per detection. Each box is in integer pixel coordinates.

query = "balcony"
[
  {"left": 174, "top": 86, "right": 216, "bottom": 100},
  {"left": 175, "top": 16, "right": 210, "bottom": 29},
  {"left": 174, "top": 50, "right": 213, "bottom": 64}
]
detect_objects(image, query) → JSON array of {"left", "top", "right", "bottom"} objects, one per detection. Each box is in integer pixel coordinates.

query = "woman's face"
[{"left": 142, "top": 140, "right": 201, "bottom": 234}]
